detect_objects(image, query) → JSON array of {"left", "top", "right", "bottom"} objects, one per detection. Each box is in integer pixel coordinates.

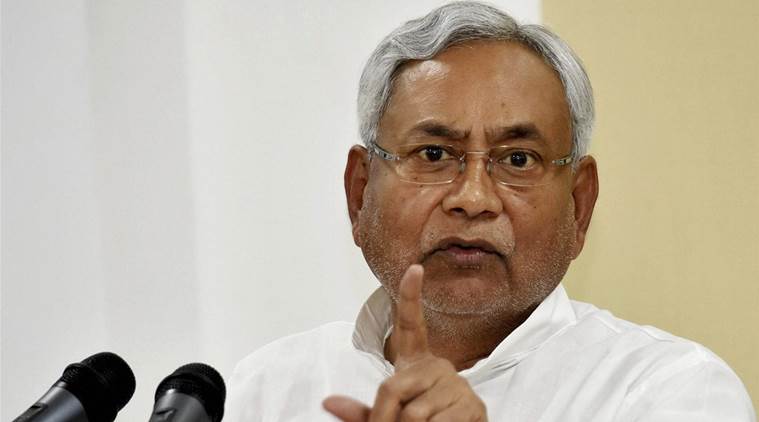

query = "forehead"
[{"left": 380, "top": 40, "right": 572, "bottom": 148}]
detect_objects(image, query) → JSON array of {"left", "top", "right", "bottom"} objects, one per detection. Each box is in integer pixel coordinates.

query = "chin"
[{"left": 420, "top": 275, "right": 511, "bottom": 317}]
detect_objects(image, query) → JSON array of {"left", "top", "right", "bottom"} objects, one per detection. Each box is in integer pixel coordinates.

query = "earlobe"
[
  {"left": 570, "top": 155, "right": 599, "bottom": 257},
  {"left": 344, "top": 145, "right": 370, "bottom": 247}
]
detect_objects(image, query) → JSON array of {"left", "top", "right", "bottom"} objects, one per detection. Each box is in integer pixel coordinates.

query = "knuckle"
[
  {"left": 471, "top": 397, "right": 487, "bottom": 420},
  {"left": 397, "top": 313, "right": 419, "bottom": 330},
  {"left": 377, "top": 379, "right": 399, "bottom": 399},
  {"left": 440, "top": 372, "right": 467, "bottom": 391},
  {"left": 434, "top": 357, "right": 456, "bottom": 373},
  {"left": 400, "top": 403, "right": 430, "bottom": 422},
  {"left": 456, "top": 375, "right": 473, "bottom": 389},
  {"left": 429, "top": 414, "right": 453, "bottom": 422}
]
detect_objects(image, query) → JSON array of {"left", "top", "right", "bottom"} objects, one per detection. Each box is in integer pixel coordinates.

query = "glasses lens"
[
  {"left": 395, "top": 144, "right": 460, "bottom": 184},
  {"left": 490, "top": 146, "right": 547, "bottom": 186}
]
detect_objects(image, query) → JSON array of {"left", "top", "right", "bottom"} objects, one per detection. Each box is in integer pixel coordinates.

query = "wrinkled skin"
[{"left": 329, "top": 40, "right": 599, "bottom": 421}]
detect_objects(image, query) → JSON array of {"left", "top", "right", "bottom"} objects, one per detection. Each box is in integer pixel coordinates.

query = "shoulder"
[
  {"left": 564, "top": 301, "right": 755, "bottom": 420},
  {"left": 225, "top": 321, "right": 357, "bottom": 422},
  {"left": 568, "top": 300, "right": 724, "bottom": 365},
  {"left": 231, "top": 321, "right": 355, "bottom": 381}
]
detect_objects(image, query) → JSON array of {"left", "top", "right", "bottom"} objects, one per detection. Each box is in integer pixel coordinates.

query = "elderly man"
[{"left": 226, "top": 2, "right": 754, "bottom": 421}]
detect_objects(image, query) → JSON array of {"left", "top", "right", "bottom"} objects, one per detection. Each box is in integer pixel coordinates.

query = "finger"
[
  {"left": 399, "top": 373, "right": 466, "bottom": 422},
  {"left": 428, "top": 398, "right": 488, "bottom": 422},
  {"left": 395, "top": 264, "right": 428, "bottom": 361},
  {"left": 323, "top": 395, "right": 372, "bottom": 422},
  {"left": 367, "top": 375, "right": 411, "bottom": 422},
  {"left": 369, "top": 357, "right": 453, "bottom": 422}
]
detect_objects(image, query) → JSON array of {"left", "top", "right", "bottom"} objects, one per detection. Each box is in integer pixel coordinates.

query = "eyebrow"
[
  {"left": 406, "top": 120, "right": 544, "bottom": 144},
  {"left": 486, "top": 122, "right": 544, "bottom": 143},
  {"left": 407, "top": 121, "right": 469, "bottom": 140}
]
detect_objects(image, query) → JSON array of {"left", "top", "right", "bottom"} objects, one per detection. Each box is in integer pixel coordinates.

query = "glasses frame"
[{"left": 367, "top": 141, "right": 574, "bottom": 187}]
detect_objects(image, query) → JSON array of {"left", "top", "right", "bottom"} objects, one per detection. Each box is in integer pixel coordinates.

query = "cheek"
[
  {"left": 369, "top": 179, "right": 445, "bottom": 229},
  {"left": 497, "top": 188, "right": 535, "bottom": 232},
  {"left": 396, "top": 185, "right": 445, "bottom": 223},
  {"left": 500, "top": 187, "right": 574, "bottom": 245},
  {"left": 359, "top": 175, "right": 446, "bottom": 254},
  {"left": 358, "top": 184, "right": 446, "bottom": 295}
]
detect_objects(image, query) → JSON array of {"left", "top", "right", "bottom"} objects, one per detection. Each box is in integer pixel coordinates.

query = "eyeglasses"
[{"left": 368, "top": 142, "right": 573, "bottom": 187}]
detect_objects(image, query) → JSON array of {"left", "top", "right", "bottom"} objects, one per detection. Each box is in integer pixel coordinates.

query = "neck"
[{"left": 384, "top": 306, "right": 535, "bottom": 371}]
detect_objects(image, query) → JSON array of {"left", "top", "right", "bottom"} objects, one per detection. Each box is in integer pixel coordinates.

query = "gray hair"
[{"left": 357, "top": 1, "right": 594, "bottom": 162}]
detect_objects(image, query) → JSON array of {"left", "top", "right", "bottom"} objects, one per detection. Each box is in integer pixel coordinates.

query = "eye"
[
  {"left": 498, "top": 149, "right": 539, "bottom": 169},
  {"left": 413, "top": 145, "right": 454, "bottom": 162},
  {"left": 509, "top": 151, "right": 529, "bottom": 167}
]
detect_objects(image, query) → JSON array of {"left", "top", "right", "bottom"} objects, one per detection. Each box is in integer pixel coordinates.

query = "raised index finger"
[{"left": 395, "top": 264, "right": 428, "bottom": 360}]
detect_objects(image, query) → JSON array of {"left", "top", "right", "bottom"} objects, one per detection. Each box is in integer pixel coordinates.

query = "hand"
[{"left": 323, "top": 265, "right": 488, "bottom": 422}]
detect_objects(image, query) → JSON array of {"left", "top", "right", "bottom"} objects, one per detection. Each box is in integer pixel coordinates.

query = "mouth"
[{"left": 426, "top": 237, "right": 504, "bottom": 267}]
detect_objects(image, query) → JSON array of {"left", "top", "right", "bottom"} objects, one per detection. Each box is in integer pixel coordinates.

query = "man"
[{"left": 226, "top": 2, "right": 754, "bottom": 421}]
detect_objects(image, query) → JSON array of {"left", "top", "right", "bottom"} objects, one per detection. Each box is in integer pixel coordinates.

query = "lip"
[
  {"left": 433, "top": 237, "right": 502, "bottom": 256},
  {"left": 426, "top": 236, "right": 504, "bottom": 266}
]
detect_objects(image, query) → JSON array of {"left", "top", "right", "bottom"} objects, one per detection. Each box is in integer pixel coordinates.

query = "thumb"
[{"left": 323, "top": 395, "right": 371, "bottom": 422}]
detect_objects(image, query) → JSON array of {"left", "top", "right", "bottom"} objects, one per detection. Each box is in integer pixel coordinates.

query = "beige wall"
[{"left": 544, "top": 0, "right": 759, "bottom": 410}]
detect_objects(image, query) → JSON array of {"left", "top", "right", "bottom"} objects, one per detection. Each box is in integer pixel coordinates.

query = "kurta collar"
[{"left": 352, "top": 283, "right": 577, "bottom": 384}]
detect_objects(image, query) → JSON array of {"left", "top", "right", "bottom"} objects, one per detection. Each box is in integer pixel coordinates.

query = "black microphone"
[
  {"left": 13, "top": 351, "right": 136, "bottom": 422},
  {"left": 148, "top": 363, "right": 226, "bottom": 422}
]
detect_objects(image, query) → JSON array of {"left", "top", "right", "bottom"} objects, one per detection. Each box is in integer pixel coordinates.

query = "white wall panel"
[
  {"left": 2, "top": 0, "right": 109, "bottom": 417},
  {"left": 1, "top": 1, "right": 540, "bottom": 420}
]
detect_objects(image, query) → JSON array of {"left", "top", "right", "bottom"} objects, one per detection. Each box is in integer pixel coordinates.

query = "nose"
[{"left": 442, "top": 153, "right": 503, "bottom": 218}]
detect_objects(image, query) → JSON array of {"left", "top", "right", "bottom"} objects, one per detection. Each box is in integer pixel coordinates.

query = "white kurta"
[{"left": 226, "top": 284, "right": 755, "bottom": 421}]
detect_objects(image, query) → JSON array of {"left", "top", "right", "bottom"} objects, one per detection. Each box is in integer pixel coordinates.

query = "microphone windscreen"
[
  {"left": 59, "top": 352, "right": 136, "bottom": 422},
  {"left": 155, "top": 363, "right": 226, "bottom": 422}
]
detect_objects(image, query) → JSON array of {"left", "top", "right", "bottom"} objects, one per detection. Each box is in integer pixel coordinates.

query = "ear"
[
  {"left": 570, "top": 155, "right": 599, "bottom": 258},
  {"left": 344, "top": 145, "right": 370, "bottom": 247}
]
